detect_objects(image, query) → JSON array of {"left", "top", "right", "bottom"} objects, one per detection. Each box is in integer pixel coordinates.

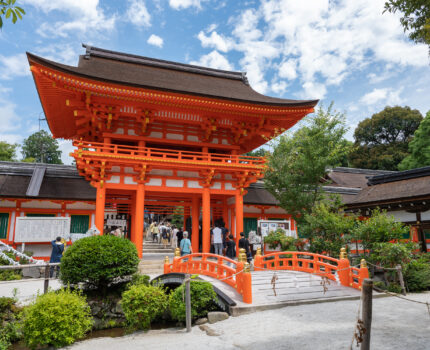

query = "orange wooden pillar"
[
  {"left": 95, "top": 183, "right": 106, "bottom": 234},
  {"left": 202, "top": 186, "right": 211, "bottom": 253},
  {"left": 134, "top": 183, "right": 145, "bottom": 259},
  {"left": 191, "top": 195, "right": 199, "bottom": 252},
  {"left": 222, "top": 198, "right": 228, "bottom": 229},
  {"left": 235, "top": 190, "right": 244, "bottom": 243}
]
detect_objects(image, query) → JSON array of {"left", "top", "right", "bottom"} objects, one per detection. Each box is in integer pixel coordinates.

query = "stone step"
[
  {"left": 140, "top": 260, "right": 164, "bottom": 266},
  {"left": 143, "top": 249, "right": 174, "bottom": 253}
]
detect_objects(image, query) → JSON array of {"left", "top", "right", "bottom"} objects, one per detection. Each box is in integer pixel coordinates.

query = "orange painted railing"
[
  {"left": 72, "top": 140, "right": 266, "bottom": 169},
  {"left": 164, "top": 251, "right": 252, "bottom": 304},
  {"left": 254, "top": 248, "right": 369, "bottom": 290}
]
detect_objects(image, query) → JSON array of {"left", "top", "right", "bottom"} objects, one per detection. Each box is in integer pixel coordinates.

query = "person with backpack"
[
  {"left": 238, "top": 232, "right": 252, "bottom": 263},
  {"left": 161, "top": 224, "right": 169, "bottom": 248},
  {"left": 49, "top": 236, "right": 64, "bottom": 277},
  {"left": 225, "top": 234, "right": 236, "bottom": 267}
]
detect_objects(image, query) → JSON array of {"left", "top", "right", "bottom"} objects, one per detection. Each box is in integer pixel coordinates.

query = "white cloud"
[
  {"left": 0, "top": 54, "right": 29, "bottom": 80},
  {"left": 197, "top": 30, "right": 234, "bottom": 52},
  {"left": 34, "top": 44, "right": 80, "bottom": 66},
  {"left": 195, "top": 0, "right": 428, "bottom": 99},
  {"left": 147, "top": 34, "right": 164, "bottom": 48},
  {"left": 57, "top": 139, "right": 75, "bottom": 165},
  {"left": 127, "top": 0, "right": 151, "bottom": 28},
  {"left": 189, "top": 50, "right": 234, "bottom": 70},
  {"left": 0, "top": 85, "right": 22, "bottom": 141},
  {"left": 169, "top": 0, "right": 203, "bottom": 10},
  {"left": 360, "top": 87, "right": 404, "bottom": 106},
  {"left": 22, "top": 0, "right": 117, "bottom": 38},
  {"left": 271, "top": 80, "right": 288, "bottom": 94}
]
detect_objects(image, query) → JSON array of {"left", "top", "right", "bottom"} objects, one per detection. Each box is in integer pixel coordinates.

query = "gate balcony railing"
[{"left": 71, "top": 140, "right": 266, "bottom": 171}]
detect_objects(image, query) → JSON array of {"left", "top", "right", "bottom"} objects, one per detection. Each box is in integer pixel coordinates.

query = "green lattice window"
[
  {"left": 70, "top": 215, "right": 90, "bottom": 234},
  {"left": 0, "top": 213, "right": 9, "bottom": 239},
  {"left": 243, "top": 218, "right": 257, "bottom": 238}
]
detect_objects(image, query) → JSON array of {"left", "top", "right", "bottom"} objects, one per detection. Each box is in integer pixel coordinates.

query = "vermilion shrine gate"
[{"left": 27, "top": 45, "right": 318, "bottom": 258}]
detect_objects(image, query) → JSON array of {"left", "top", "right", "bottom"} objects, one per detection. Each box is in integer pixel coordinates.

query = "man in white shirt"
[
  {"left": 212, "top": 223, "right": 223, "bottom": 255},
  {"left": 171, "top": 226, "right": 179, "bottom": 248}
]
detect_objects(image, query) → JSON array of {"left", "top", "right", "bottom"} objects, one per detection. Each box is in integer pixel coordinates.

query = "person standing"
[
  {"left": 49, "top": 236, "right": 64, "bottom": 277},
  {"left": 179, "top": 231, "right": 192, "bottom": 256},
  {"left": 212, "top": 223, "right": 223, "bottom": 256},
  {"left": 171, "top": 226, "right": 179, "bottom": 248},
  {"left": 225, "top": 234, "right": 236, "bottom": 267},
  {"left": 177, "top": 228, "right": 184, "bottom": 246},
  {"left": 238, "top": 232, "right": 252, "bottom": 263}
]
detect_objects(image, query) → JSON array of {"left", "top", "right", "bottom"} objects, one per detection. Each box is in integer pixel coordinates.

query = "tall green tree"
[
  {"left": 264, "top": 104, "right": 349, "bottom": 225},
  {"left": 22, "top": 130, "right": 62, "bottom": 164},
  {"left": 348, "top": 106, "right": 422, "bottom": 170},
  {"left": 0, "top": 141, "right": 18, "bottom": 161},
  {"left": 0, "top": 0, "right": 25, "bottom": 28},
  {"left": 399, "top": 110, "right": 430, "bottom": 170},
  {"left": 384, "top": 1, "right": 430, "bottom": 52}
]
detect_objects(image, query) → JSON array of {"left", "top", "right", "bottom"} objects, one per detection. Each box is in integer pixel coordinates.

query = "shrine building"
[{"left": 1, "top": 45, "right": 318, "bottom": 259}]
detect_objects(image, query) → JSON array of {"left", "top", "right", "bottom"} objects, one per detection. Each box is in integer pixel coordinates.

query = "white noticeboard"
[
  {"left": 258, "top": 219, "right": 295, "bottom": 238},
  {"left": 15, "top": 217, "right": 71, "bottom": 243}
]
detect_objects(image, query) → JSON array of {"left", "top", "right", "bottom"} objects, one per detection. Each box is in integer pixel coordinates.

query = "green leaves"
[
  {"left": 22, "top": 130, "right": 63, "bottom": 164},
  {"left": 0, "top": 0, "right": 25, "bottom": 28},
  {"left": 265, "top": 103, "right": 349, "bottom": 223}
]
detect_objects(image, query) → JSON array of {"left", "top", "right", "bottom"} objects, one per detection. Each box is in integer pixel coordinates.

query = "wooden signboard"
[{"left": 15, "top": 217, "right": 71, "bottom": 243}]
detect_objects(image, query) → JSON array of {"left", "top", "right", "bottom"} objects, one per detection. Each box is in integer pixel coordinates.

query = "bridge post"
[
  {"left": 164, "top": 256, "right": 170, "bottom": 274},
  {"left": 236, "top": 249, "right": 245, "bottom": 293},
  {"left": 173, "top": 248, "right": 181, "bottom": 271},
  {"left": 242, "top": 262, "right": 252, "bottom": 304},
  {"left": 254, "top": 247, "right": 263, "bottom": 271},
  {"left": 337, "top": 247, "right": 351, "bottom": 287},
  {"left": 359, "top": 259, "right": 369, "bottom": 288}
]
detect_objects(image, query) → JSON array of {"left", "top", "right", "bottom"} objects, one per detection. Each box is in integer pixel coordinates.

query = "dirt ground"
[{"left": 68, "top": 292, "right": 430, "bottom": 350}]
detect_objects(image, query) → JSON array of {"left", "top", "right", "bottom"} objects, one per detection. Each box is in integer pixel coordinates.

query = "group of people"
[{"left": 148, "top": 221, "right": 191, "bottom": 254}]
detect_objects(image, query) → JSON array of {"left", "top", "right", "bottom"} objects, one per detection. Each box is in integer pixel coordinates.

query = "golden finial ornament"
[
  {"left": 360, "top": 259, "right": 367, "bottom": 268},
  {"left": 244, "top": 262, "right": 250, "bottom": 273},
  {"left": 340, "top": 247, "right": 347, "bottom": 259},
  {"left": 174, "top": 247, "right": 181, "bottom": 257},
  {"left": 256, "top": 247, "right": 262, "bottom": 256},
  {"left": 164, "top": 256, "right": 169, "bottom": 264}
]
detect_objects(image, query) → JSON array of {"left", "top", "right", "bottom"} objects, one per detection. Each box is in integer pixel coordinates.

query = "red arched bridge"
[{"left": 163, "top": 248, "right": 369, "bottom": 304}]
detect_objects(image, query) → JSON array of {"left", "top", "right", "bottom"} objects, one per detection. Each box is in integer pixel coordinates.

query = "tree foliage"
[
  {"left": 244, "top": 148, "right": 269, "bottom": 157},
  {"left": 21, "top": 130, "right": 62, "bottom": 164},
  {"left": 0, "top": 0, "right": 25, "bottom": 28},
  {"left": 399, "top": 110, "right": 430, "bottom": 170},
  {"left": 348, "top": 106, "right": 423, "bottom": 170},
  {"left": 264, "top": 104, "right": 349, "bottom": 224},
  {"left": 384, "top": 1, "right": 430, "bottom": 51},
  {"left": 0, "top": 141, "right": 18, "bottom": 161}
]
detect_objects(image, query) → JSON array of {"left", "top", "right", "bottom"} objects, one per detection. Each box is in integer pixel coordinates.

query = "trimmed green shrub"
[
  {"left": 169, "top": 281, "right": 217, "bottom": 321},
  {"left": 121, "top": 284, "right": 168, "bottom": 330},
  {"left": 405, "top": 259, "right": 430, "bottom": 292},
  {"left": 23, "top": 288, "right": 92, "bottom": 349},
  {"left": 127, "top": 273, "right": 150, "bottom": 288},
  {"left": 387, "top": 283, "right": 403, "bottom": 294},
  {"left": 60, "top": 235, "right": 139, "bottom": 290},
  {"left": 0, "top": 297, "right": 23, "bottom": 350}
]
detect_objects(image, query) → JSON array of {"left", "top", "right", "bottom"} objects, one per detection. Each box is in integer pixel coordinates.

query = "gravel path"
[{"left": 68, "top": 292, "right": 430, "bottom": 350}]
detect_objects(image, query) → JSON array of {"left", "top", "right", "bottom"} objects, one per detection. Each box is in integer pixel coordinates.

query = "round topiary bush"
[
  {"left": 23, "top": 289, "right": 92, "bottom": 349},
  {"left": 169, "top": 280, "right": 217, "bottom": 321},
  {"left": 60, "top": 235, "right": 139, "bottom": 290},
  {"left": 121, "top": 284, "right": 168, "bottom": 330}
]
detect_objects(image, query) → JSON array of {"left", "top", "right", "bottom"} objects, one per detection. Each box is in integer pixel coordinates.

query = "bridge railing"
[
  {"left": 254, "top": 248, "right": 369, "bottom": 290},
  {"left": 164, "top": 250, "right": 252, "bottom": 304}
]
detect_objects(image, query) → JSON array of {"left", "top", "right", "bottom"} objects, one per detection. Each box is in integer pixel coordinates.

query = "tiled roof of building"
[{"left": 27, "top": 45, "right": 318, "bottom": 107}]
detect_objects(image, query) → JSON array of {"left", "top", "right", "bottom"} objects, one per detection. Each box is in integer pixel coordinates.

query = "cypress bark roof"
[{"left": 27, "top": 45, "right": 318, "bottom": 107}]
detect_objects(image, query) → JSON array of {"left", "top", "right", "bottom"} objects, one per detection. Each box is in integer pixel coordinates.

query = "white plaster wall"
[
  {"left": 147, "top": 178, "right": 162, "bottom": 186},
  {"left": 22, "top": 201, "right": 61, "bottom": 209},
  {"left": 124, "top": 167, "right": 135, "bottom": 174},
  {"left": 187, "top": 135, "right": 199, "bottom": 142},
  {"left": 244, "top": 205, "right": 261, "bottom": 213},
  {"left": 389, "top": 210, "right": 417, "bottom": 222},
  {"left": 106, "top": 176, "right": 120, "bottom": 184},
  {"left": 177, "top": 171, "right": 199, "bottom": 178},
  {"left": 166, "top": 133, "right": 184, "bottom": 140},
  {"left": 210, "top": 182, "right": 221, "bottom": 189},
  {"left": 66, "top": 202, "right": 96, "bottom": 210},
  {"left": 127, "top": 129, "right": 137, "bottom": 135},
  {"left": 114, "top": 128, "right": 124, "bottom": 135},
  {"left": 149, "top": 131, "right": 163, "bottom": 138},
  {"left": 166, "top": 179, "right": 184, "bottom": 187},
  {"left": 150, "top": 169, "right": 173, "bottom": 176},
  {"left": 0, "top": 200, "right": 15, "bottom": 208},
  {"left": 111, "top": 166, "right": 121, "bottom": 172},
  {"left": 225, "top": 183, "right": 234, "bottom": 190},
  {"left": 17, "top": 244, "right": 51, "bottom": 257},
  {"left": 188, "top": 181, "right": 202, "bottom": 189},
  {"left": 124, "top": 177, "right": 137, "bottom": 185},
  {"left": 264, "top": 206, "right": 288, "bottom": 214},
  {"left": 421, "top": 210, "right": 430, "bottom": 221}
]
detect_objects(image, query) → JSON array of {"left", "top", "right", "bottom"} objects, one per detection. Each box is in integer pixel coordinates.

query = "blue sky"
[{"left": 1, "top": 0, "right": 429, "bottom": 164}]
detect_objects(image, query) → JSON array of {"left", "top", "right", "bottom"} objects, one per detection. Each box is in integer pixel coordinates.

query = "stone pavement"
[{"left": 0, "top": 278, "right": 62, "bottom": 304}]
